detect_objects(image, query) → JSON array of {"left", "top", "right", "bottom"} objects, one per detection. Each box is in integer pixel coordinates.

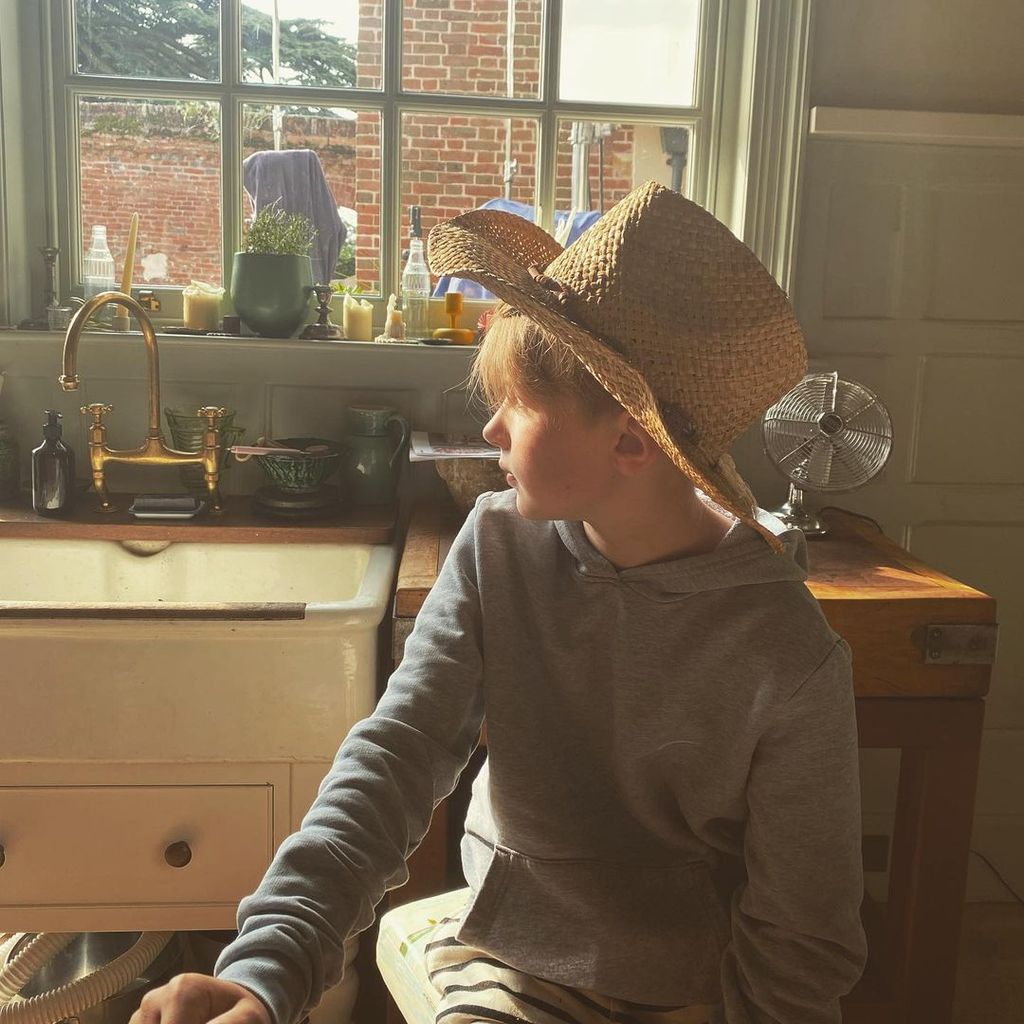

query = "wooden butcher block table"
[{"left": 388, "top": 500, "right": 997, "bottom": 1024}]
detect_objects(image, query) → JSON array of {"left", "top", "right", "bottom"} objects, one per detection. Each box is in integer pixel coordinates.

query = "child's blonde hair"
[{"left": 470, "top": 307, "right": 621, "bottom": 418}]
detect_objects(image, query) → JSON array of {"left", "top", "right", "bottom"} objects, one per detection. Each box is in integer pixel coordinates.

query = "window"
[{"left": 47, "top": 0, "right": 810, "bottom": 312}]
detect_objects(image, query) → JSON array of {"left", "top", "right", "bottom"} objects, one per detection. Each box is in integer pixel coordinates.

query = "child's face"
[{"left": 481, "top": 391, "right": 623, "bottom": 521}]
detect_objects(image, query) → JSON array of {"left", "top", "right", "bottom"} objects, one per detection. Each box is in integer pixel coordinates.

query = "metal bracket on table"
[{"left": 924, "top": 623, "right": 999, "bottom": 665}]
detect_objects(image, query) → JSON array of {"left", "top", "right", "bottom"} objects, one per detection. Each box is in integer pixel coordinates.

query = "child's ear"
[{"left": 613, "top": 416, "right": 660, "bottom": 472}]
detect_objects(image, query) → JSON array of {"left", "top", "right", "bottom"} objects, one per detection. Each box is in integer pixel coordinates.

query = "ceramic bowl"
[
  {"left": 435, "top": 457, "right": 509, "bottom": 513},
  {"left": 256, "top": 436, "right": 346, "bottom": 493}
]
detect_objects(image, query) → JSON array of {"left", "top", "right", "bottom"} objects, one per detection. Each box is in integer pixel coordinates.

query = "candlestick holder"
[
  {"left": 41, "top": 246, "right": 60, "bottom": 308},
  {"left": 17, "top": 246, "right": 62, "bottom": 330},
  {"left": 301, "top": 284, "right": 344, "bottom": 340}
]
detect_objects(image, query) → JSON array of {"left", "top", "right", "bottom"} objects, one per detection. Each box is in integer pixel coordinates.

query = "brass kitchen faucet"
[{"left": 58, "top": 291, "right": 224, "bottom": 513}]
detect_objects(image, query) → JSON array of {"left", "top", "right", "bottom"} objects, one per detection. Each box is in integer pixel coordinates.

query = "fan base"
[{"left": 770, "top": 497, "right": 829, "bottom": 537}]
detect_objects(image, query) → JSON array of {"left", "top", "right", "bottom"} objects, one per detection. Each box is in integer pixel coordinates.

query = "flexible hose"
[
  {"left": 0, "top": 933, "right": 173, "bottom": 1024},
  {"left": 0, "top": 936, "right": 76, "bottom": 1005}
]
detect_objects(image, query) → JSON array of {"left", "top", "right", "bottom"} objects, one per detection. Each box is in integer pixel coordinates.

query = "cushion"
[{"left": 376, "top": 888, "right": 471, "bottom": 1024}]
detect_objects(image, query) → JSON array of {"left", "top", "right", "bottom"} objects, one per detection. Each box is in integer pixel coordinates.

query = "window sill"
[{"left": 0, "top": 327, "right": 479, "bottom": 354}]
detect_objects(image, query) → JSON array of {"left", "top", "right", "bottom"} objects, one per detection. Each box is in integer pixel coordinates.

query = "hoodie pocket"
[{"left": 458, "top": 845, "right": 729, "bottom": 1005}]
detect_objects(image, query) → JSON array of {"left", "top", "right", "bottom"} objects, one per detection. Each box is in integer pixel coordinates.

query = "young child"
[{"left": 133, "top": 182, "right": 866, "bottom": 1024}]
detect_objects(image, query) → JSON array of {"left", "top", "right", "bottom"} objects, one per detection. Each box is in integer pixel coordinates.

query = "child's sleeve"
[
  {"left": 713, "top": 638, "right": 868, "bottom": 1024},
  {"left": 214, "top": 505, "right": 487, "bottom": 1024}
]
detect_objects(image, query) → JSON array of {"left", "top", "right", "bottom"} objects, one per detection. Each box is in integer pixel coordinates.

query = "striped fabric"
[{"left": 424, "top": 916, "right": 714, "bottom": 1024}]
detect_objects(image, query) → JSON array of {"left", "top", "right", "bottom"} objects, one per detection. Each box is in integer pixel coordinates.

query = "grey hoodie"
[{"left": 216, "top": 489, "right": 867, "bottom": 1024}]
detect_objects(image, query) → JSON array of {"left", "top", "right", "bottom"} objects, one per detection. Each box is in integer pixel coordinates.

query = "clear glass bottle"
[
  {"left": 83, "top": 224, "right": 116, "bottom": 302},
  {"left": 31, "top": 410, "right": 76, "bottom": 516},
  {"left": 401, "top": 206, "right": 431, "bottom": 338}
]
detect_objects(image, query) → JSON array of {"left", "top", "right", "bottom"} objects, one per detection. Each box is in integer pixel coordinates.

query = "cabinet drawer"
[{"left": 0, "top": 785, "right": 274, "bottom": 907}]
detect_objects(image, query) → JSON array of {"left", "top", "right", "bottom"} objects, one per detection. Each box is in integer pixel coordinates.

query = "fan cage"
[{"left": 762, "top": 373, "right": 893, "bottom": 493}]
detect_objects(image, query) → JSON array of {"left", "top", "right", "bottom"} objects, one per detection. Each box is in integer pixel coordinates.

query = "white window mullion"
[
  {"left": 382, "top": 0, "right": 403, "bottom": 299},
  {"left": 222, "top": 0, "right": 241, "bottom": 287},
  {"left": 712, "top": 0, "right": 813, "bottom": 294},
  {"left": 536, "top": 0, "right": 562, "bottom": 236}
]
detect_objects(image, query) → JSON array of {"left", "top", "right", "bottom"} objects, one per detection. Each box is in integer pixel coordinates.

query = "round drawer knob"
[{"left": 164, "top": 841, "right": 192, "bottom": 868}]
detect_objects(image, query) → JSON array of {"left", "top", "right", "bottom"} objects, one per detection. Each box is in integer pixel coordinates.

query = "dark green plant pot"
[{"left": 230, "top": 253, "right": 314, "bottom": 338}]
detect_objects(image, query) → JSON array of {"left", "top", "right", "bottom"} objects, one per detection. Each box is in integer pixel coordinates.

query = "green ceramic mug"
[{"left": 344, "top": 405, "right": 410, "bottom": 505}]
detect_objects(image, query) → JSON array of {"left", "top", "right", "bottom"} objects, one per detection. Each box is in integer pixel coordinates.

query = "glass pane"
[
  {"left": 240, "top": 1, "right": 383, "bottom": 90},
  {"left": 401, "top": 0, "right": 542, "bottom": 99},
  {"left": 399, "top": 113, "right": 538, "bottom": 299},
  {"left": 74, "top": 0, "right": 221, "bottom": 82},
  {"left": 555, "top": 119, "right": 692, "bottom": 218},
  {"left": 78, "top": 97, "right": 222, "bottom": 287},
  {"left": 559, "top": 0, "right": 700, "bottom": 106},
  {"left": 242, "top": 105, "right": 382, "bottom": 292}
]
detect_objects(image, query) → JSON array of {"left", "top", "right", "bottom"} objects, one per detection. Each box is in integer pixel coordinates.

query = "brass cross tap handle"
[
  {"left": 198, "top": 406, "right": 228, "bottom": 426},
  {"left": 82, "top": 402, "right": 114, "bottom": 424}
]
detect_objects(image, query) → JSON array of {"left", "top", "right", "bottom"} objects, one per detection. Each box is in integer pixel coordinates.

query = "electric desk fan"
[{"left": 761, "top": 371, "right": 893, "bottom": 537}]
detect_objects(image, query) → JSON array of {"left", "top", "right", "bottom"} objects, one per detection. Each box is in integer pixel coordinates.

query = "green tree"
[{"left": 75, "top": 0, "right": 356, "bottom": 87}]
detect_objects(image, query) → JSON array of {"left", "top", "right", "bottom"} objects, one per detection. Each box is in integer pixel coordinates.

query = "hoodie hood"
[{"left": 554, "top": 500, "right": 809, "bottom": 596}]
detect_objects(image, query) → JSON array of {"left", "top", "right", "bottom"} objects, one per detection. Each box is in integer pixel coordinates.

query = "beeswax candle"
[
  {"left": 385, "top": 293, "right": 404, "bottom": 338},
  {"left": 343, "top": 294, "right": 374, "bottom": 342},
  {"left": 120, "top": 213, "right": 139, "bottom": 294},
  {"left": 182, "top": 280, "right": 225, "bottom": 332}
]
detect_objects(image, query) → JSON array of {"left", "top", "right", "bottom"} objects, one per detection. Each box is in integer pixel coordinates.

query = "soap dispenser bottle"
[{"left": 31, "top": 410, "right": 76, "bottom": 516}]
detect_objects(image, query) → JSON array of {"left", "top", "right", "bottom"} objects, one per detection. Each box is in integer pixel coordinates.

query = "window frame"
[{"left": 40, "top": 0, "right": 811, "bottom": 318}]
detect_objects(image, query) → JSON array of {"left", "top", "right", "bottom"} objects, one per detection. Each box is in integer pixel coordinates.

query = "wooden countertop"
[
  {"left": 393, "top": 500, "right": 997, "bottom": 698},
  {"left": 0, "top": 492, "right": 396, "bottom": 544},
  {"left": 394, "top": 498, "right": 464, "bottom": 616}
]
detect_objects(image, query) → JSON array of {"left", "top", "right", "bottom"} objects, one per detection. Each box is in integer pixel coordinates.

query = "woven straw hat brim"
[{"left": 428, "top": 197, "right": 799, "bottom": 553}]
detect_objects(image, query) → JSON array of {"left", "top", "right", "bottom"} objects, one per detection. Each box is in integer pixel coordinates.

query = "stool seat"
[{"left": 376, "top": 888, "right": 471, "bottom": 1024}]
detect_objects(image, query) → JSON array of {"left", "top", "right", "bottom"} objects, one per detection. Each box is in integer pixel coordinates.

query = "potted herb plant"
[{"left": 230, "top": 200, "right": 317, "bottom": 337}]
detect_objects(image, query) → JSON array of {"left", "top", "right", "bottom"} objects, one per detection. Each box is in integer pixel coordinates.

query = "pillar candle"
[
  {"left": 343, "top": 294, "right": 374, "bottom": 342},
  {"left": 183, "top": 281, "right": 225, "bottom": 332}
]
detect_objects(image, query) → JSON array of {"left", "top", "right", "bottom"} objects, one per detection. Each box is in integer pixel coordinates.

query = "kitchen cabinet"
[{"left": 0, "top": 499, "right": 399, "bottom": 1024}]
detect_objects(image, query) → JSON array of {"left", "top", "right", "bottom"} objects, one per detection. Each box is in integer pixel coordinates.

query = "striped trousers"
[{"left": 424, "top": 916, "right": 714, "bottom": 1024}]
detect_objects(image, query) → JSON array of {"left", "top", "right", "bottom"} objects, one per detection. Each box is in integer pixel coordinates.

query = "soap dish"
[{"left": 129, "top": 494, "right": 205, "bottom": 519}]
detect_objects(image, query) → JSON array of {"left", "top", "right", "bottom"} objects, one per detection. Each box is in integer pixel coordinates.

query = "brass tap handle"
[
  {"left": 81, "top": 402, "right": 114, "bottom": 424},
  {"left": 198, "top": 406, "right": 227, "bottom": 427},
  {"left": 164, "top": 841, "right": 193, "bottom": 868}
]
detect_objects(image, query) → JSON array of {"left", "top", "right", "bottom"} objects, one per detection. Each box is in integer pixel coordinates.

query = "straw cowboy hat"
[{"left": 427, "top": 180, "right": 808, "bottom": 553}]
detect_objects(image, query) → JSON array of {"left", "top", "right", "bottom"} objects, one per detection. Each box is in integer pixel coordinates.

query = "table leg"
[{"left": 855, "top": 698, "right": 985, "bottom": 1024}]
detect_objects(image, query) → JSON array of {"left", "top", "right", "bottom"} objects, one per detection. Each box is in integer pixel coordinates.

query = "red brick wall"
[
  {"left": 355, "top": 0, "right": 545, "bottom": 284},
  {"left": 80, "top": 134, "right": 223, "bottom": 286}
]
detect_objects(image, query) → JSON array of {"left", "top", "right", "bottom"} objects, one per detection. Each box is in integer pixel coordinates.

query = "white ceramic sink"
[
  {"left": 0, "top": 537, "right": 397, "bottom": 762},
  {"left": 0, "top": 537, "right": 385, "bottom": 609}
]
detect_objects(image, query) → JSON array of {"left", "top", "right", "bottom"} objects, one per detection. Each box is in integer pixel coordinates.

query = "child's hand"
[{"left": 130, "top": 973, "right": 272, "bottom": 1024}]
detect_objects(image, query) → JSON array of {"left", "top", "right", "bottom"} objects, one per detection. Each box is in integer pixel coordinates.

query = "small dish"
[
  {"left": 128, "top": 508, "right": 204, "bottom": 520},
  {"left": 129, "top": 494, "right": 205, "bottom": 519}
]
